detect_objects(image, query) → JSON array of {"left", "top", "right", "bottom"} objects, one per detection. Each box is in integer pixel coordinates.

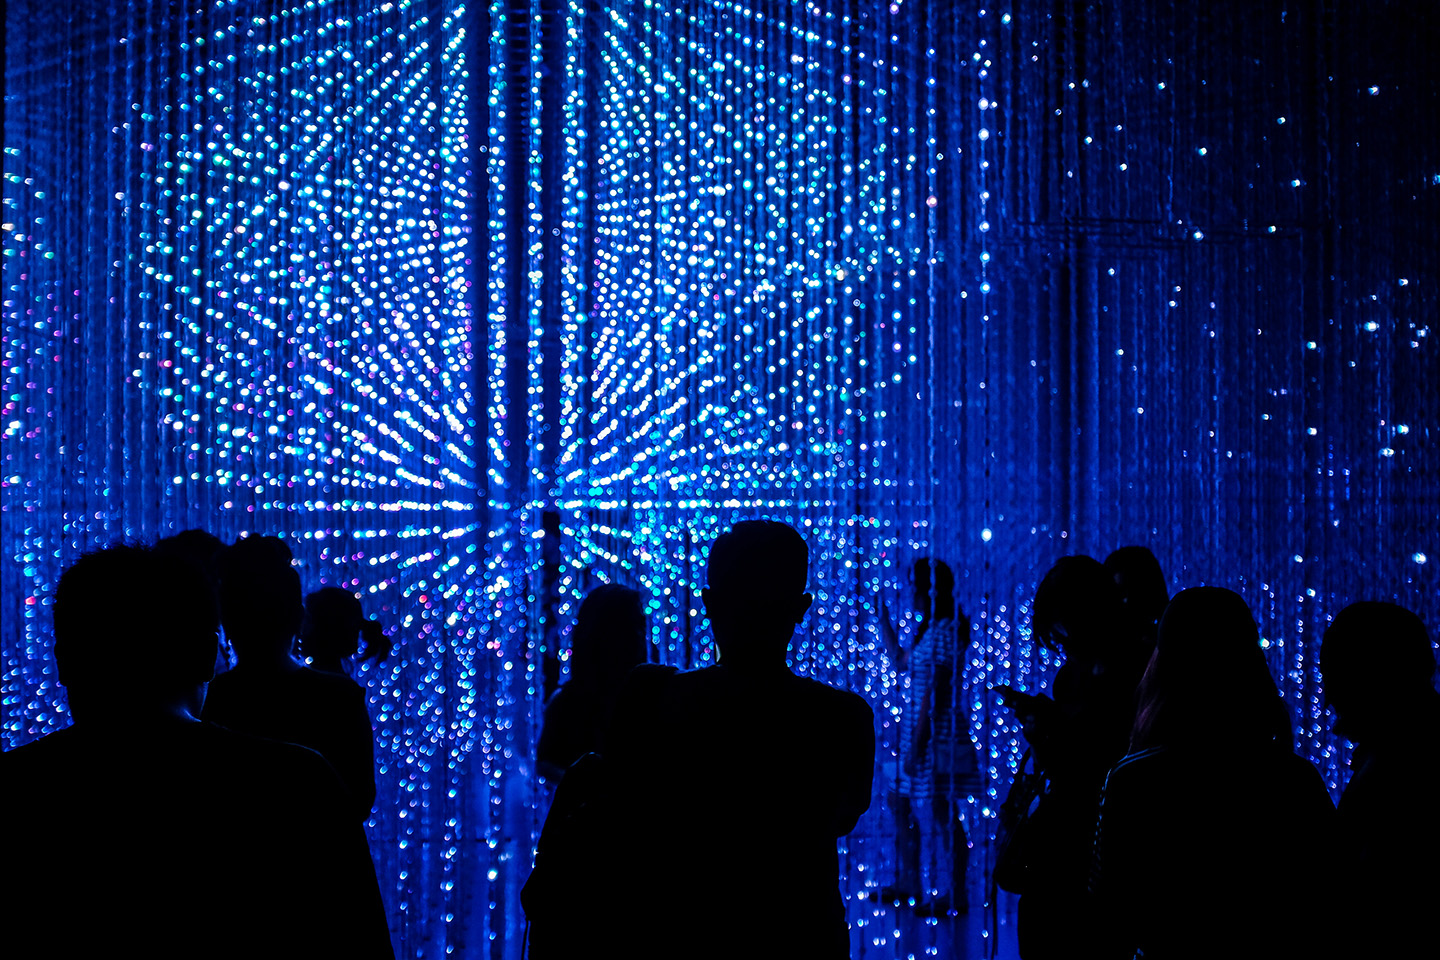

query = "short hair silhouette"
[
  {"left": 155, "top": 528, "right": 226, "bottom": 575},
  {"left": 54, "top": 544, "right": 218, "bottom": 710},
  {"left": 568, "top": 582, "right": 647, "bottom": 681},
  {"left": 1031, "top": 554, "right": 1123, "bottom": 659},
  {"left": 220, "top": 534, "right": 303, "bottom": 656},
  {"left": 1131, "top": 586, "right": 1291, "bottom": 749},
  {"left": 706, "top": 519, "right": 808, "bottom": 596},
  {"left": 1322, "top": 601, "right": 1435, "bottom": 695},
  {"left": 704, "top": 519, "right": 812, "bottom": 664}
]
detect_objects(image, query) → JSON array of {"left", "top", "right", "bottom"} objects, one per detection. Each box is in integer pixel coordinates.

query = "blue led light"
[{"left": 3, "top": 2, "right": 1437, "bottom": 957}]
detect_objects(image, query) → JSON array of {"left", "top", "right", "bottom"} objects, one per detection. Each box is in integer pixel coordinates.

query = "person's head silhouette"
[
  {"left": 1032, "top": 554, "right": 1124, "bottom": 664},
  {"left": 912, "top": 557, "right": 955, "bottom": 622},
  {"left": 569, "top": 582, "right": 647, "bottom": 684},
  {"left": 302, "top": 586, "right": 390, "bottom": 670},
  {"left": 1104, "top": 546, "right": 1168, "bottom": 638},
  {"left": 703, "top": 519, "right": 812, "bottom": 671},
  {"left": 53, "top": 544, "right": 219, "bottom": 722},
  {"left": 1321, "top": 601, "right": 1436, "bottom": 744},
  {"left": 1132, "top": 586, "right": 1291, "bottom": 750},
  {"left": 220, "top": 534, "right": 303, "bottom": 663}
]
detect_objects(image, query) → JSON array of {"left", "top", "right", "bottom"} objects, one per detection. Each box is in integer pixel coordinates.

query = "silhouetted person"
[
  {"left": 301, "top": 585, "right": 393, "bottom": 676},
  {"left": 883, "top": 557, "right": 981, "bottom": 914},
  {"left": 202, "top": 535, "right": 377, "bottom": 819},
  {"left": 1093, "top": 587, "right": 1334, "bottom": 958},
  {"left": 157, "top": 527, "right": 230, "bottom": 671},
  {"left": 997, "top": 555, "right": 1142, "bottom": 959},
  {"left": 1103, "top": 545, "right": 1168, "bottom": 659},
  {"left": 547, "top": 520, "right": 874, "bottom": 960},
  {"left": 1321, "top": 602, "right": 1439, "bottom": 956},
  {"left": 535, "top": 582, "right": 648, "bottom": 781},
  {"left": 0, "top": 545, "right": 392, "bottom": 959}
]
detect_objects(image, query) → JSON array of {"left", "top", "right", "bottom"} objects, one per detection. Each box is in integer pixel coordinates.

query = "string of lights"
[{"left": 4, "top": 1, "right": 1435, "bottom": 957}]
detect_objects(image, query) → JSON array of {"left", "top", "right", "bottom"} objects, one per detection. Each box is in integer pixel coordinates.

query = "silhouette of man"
[
  {"left": 202, "top": 534, "right": 377, "bottom": 819},
  {"left": 0, "top": 544, "right": 392, "bottom": 959},
  {"left": 1321, "top": 602, "right": 1440, "bottom": 955},
  {"left": 156, "top": 527, "right": 231, "bottom": 672},
  {"left": 606, "top": 520, "right": 875, "bottom": 959}
]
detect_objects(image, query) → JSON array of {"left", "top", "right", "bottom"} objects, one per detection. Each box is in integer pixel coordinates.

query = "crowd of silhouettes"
[
  {"left": 3, "top": 522, "right": 1435, "bottom": 960},
  {"left": 2, "top": 537, "right": 393, "bottom": 958},
  {"left": 522, "top": 533, "right": 1436, "bottom": 960},
  {"left": 985, "top": 548, "right": 1439, "bottom": 960}
]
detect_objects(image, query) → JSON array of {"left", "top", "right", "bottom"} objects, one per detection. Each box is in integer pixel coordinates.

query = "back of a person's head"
[
  {"left": 1322, "top": 601, "right": 1436, "bottom": 707},
  {"left": 705, "top": 519, "right": 810, "bottom": 655},
  {"left": 156, "top": 528, "right": 226, "bottom": 613},
  {"left": 1032, "top": 555, "right": 1124, "bottom": 660},
  {"left": 301, "top": 586, "right": 365, "bottom": 661},
  {"left": 156, "top": 528, "right": 225, "bottom": 570},
  {"left": 913, "top": 557, "right": 956, "bottom": 621},
  {"left": 1134, "top": 586, "right": 1290, "bottom": 750},
  {"left": 219, "top": 534, "right": 303, "bottom": 655},
  {"left": 570, "top": 582, "right": 647, "bottom": 682},
  {"left": 54, "top": 544, "right": 219, "bottom": 711},
  {"left": 1104, "top": 546, "right": 1169, "bottom": 631}
]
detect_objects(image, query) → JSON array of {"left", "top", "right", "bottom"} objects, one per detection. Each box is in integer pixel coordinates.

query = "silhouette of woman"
[
  {"left": 535, "top": 582, "right": 648, "bottom": 782},
  {"left": 1092, "top": 587, "right": 1334, "bottom": 958},
  {"left": 884, "top": 558, "right": 980, "bottom": 915}
]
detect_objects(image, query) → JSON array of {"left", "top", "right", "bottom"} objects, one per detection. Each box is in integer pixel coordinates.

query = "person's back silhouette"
[
  {"left": 1092, "top": 587, "right": 1334, "bottom": 959},
  {"left": 998, "top": 555, "right": 1141, "bottom": 958},
  {"left": 202, "top": 534, "right": 377, "bottom": 819},
  {"left": 535, "top": 582, "right": 649, "bottom": 781},
  {"left": 0, "top": 544, "right": 392, "bottom": 959},
  {"left": 1103, "top": 545, "right": 1168, "bottom": 665},
  {"left": 604, "top": 520, "right": 875, "bottom": 959},
  {"left": 1321, "top": 601, "right": 1439, "bottom": 955}
]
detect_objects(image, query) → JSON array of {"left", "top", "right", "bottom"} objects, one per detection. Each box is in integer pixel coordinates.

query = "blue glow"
[{"left": 3, "top": 1, "right": 1436, "bottom": 957}]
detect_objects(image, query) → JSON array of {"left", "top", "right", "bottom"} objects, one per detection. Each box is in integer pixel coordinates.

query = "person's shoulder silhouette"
[
  {"left": 605, "top": 519, "right": 875, "bottom": 960},
  {"left": 202, "top": 535, "right": 377, "bottom": 818},
  {"left": 1321, "top": 601, "right": 1439, "bottom": 954},
  {"left": 536, "top": 582, "right": 649, "bottom": 780},
  {"left": 0, "top": 543, "right": 392, "bottom": 959},
  {"left": 1094, "top": 587, "right": 1333, "bottom": 959}
]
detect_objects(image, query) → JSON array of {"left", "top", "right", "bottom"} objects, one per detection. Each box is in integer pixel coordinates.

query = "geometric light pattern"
[{"left": 4, "top": 2, "right": 1436, "bottom": 958}]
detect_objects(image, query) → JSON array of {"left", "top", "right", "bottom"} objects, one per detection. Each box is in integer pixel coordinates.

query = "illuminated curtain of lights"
[
  {"left": 4, "top": 1, "right": 1437, "bottom": 959},
  {"left": 2, "top": 0, "right": 495, "bottom": 953}
]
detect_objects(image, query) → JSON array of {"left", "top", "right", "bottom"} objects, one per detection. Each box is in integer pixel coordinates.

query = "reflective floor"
[{"left": 844, "top": 795, "right": 1021, "bottom": 960}]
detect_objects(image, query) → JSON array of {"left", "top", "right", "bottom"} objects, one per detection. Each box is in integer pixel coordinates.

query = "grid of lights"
[
  {"left": 5, "top": 1, "right": 1437, "bottom": 957},
  {"left": 547, "top": 1, "right": 943, "bottom": 670}
]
